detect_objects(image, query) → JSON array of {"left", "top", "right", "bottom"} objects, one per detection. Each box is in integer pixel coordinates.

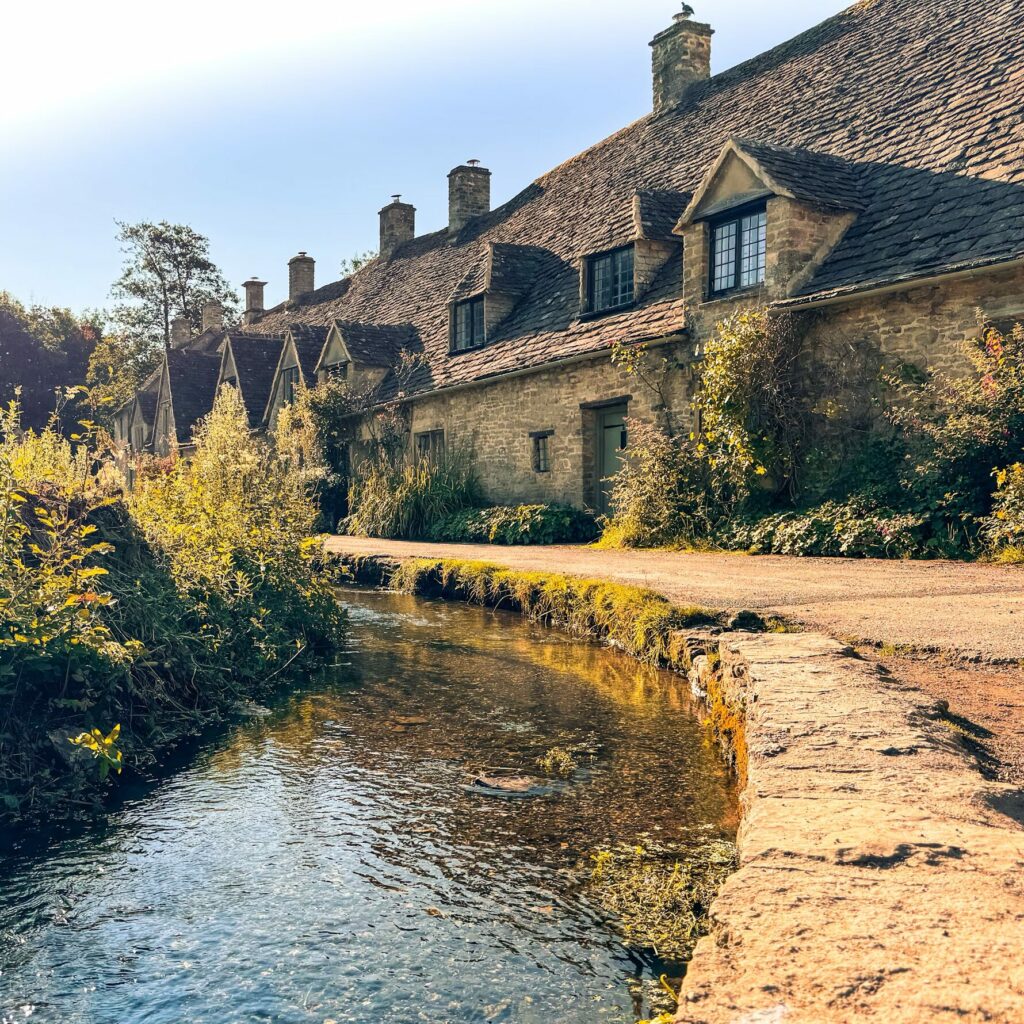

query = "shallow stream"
[{"left": 0, "top": 588, "right": 736, "bottom": 1023}]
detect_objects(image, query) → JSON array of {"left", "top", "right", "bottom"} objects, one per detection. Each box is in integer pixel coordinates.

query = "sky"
[{"left": 0, "top": 0, "right": 851, "bottom": 315}]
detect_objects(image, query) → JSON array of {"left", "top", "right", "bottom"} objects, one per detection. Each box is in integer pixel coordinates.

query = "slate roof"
[
  {"left": 227, "top": 334, "right": 286, "bottom": 429},
  {"left": 166, "top": 351, "right": 221, "bottom": 445},
  {"left": 248, "top": 0, "right": 1024, "bottom": 400}
]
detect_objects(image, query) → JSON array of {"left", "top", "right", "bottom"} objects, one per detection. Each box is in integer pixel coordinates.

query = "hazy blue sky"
[{"left": 1, "top": 0, "right": 850, "bottom": 314}]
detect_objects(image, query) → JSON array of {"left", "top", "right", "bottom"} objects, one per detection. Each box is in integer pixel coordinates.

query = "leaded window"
[
  {"left": 587, "top": 245, "right": 635, "bottom": 313},
  {"left": 453, "top": 297, "right": 485, "bottom": 351},
  {"left": 710, "top": 205, "right": 767, "bottom": 296}
]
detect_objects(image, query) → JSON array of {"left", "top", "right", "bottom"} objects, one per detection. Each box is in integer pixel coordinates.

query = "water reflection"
[{"left": 0, "top": 588, "right": 735, "bottom": 1024}]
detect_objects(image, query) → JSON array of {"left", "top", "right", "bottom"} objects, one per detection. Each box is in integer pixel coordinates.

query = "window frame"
[
  {"left": 281, "top": 365, "right": 301, "bottom": 405},
  {"left": 451, "top": 295, "right": 486, "bottom": 353},
  {"left": 414, "top": 429, "right": 445, "bottom": 462},
  {"left": 530, "top": 430, "right": 553, "bottom": 474},
  {"left": 708, "top": 201, "right": 768, "bottom": 299},
  {"left": 585, "top": 244, "right": 635, "bottom": 316}
]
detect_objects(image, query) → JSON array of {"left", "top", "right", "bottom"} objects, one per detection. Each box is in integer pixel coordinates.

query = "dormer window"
[
  {"left": 587, "top": 245, "right": 634, "bottom": 313},
  {"left": 710, "top": 204, "right": 767, "bottom": 296},
  {"left": 281, "top": 366, "right": 301, "bottom": 405},
  {"left": 322, "top": 360, "right": 349, "bottom": 381},
  {"left": 453, "top": 296, "right": 485, "bottom": 351}
]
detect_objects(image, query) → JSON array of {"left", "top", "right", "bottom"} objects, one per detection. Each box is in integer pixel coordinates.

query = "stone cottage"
[{"left": 125, "top": 0, "right": 1024, "bottom": 516}]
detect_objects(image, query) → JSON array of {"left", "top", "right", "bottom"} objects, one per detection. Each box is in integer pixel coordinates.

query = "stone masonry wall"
[
  {"left": 408, "top": 345, "right": 691, "bottom": 508},
  {"left": 403, "top": 262, "right": 1023, "bottom": 510}
]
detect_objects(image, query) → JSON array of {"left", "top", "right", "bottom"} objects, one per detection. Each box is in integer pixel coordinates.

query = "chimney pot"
[
  {"left": 379, "top": 198, "right": 416, "bottom": 259},
  {"left": 649, "top": 10, "right": 713, "bottom": 116},
  {"left": 288, "top": 252, "right": 315, "bottom": 300},
  {"left": 448, "top": 162, "right": 491, "bottom": 235},
  {"left": 243, "top": 277, "right": 267, "bottom": 325},
  {"left": 169, "top": 316, "right": 191, "bottom": 349},
  {"left": 201, "top": 300, "right": 224, "bottom": 333}
]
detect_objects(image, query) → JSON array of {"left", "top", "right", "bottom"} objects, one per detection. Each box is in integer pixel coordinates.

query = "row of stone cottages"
[{"left": 115, "top": 0, "right": 1024, "bottom": 517}]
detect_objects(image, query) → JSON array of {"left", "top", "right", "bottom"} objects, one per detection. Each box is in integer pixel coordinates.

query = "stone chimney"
[
  {"left": 650, "top": 8, "right": 713, "bottom": 116},
  {"left": 169, "top": 316, "right": 190, "bottom": 349},
  {"left": 288, "top": 252, "right": 315, "bottom": 300},
  {"left": 448, "top": 160, "right": 490, "bottom": 234},
  {"left": 243, "top": 278, "right": 267, "bottom": 325},
  {"left": 379, "top": 196, "right": 416, "bottom": 259},
  {"left": 202, "top": 300, "right": 224, "bottom": 333}
]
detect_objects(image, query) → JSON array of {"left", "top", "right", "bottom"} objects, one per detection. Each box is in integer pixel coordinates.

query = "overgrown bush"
[
  {"left": 344, "top": 443, "right": 482, "bottom": 540},
  {"left": 599, "top": 419, "right": 716, "bottom": 549},
  {"left": 427, "top": 503, "right": 597, "bottom": 545},
  {"left": 985, "top": 463, "right": 1024, "bottom": 561},
  {"left": 600, "top": 308, "right": 1024, "bottom": 560},
  {"left": 0, "top": 388, "right": 343, "bottom": 828},
  {"left": 131, "top": 386, "right": 343, "bottom": 675},
  {"left": 722, "top": 499, "right": 936, "bottom": 559}
]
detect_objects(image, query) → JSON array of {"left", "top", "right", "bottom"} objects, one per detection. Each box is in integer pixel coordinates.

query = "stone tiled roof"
[
  {"left": 250, "top": 0, "right": 1024, "bottom": 399},
  {"left": 731, "top": 138, "right": 866, "bottom": 212},
  {"left": 635, "top": 189, "right": 693, "bottom": 239},
  {"left": 288, "top": 325, "right": 329, "bottom": 386},
  {"left": 227, "top": 334, "right": 285, "bottom": 429},
  {"left": 335, "top": 322, "right": 418, "bottom": 368},
  {"left": 166, "top": 351, "right": 220, "bottom": 444}
]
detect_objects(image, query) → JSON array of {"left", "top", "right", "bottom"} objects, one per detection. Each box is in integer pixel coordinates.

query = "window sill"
[
  {"left": 578, "top": 301, "right": 636, "bottom": 322},
  {"left": 448, "top": 341, "right": 487, "bottom": 356}
]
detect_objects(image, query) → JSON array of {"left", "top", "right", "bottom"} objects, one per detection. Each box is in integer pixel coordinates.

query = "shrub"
[
  {"left": 427, "top": 503, "right": 597, "bottom": 545},
  {"left": 0, "top": 388, "right": 343, "bottom": 828},
  {"left": 985, "top": 463, "right": 1024, "bottom": 559},
  {"left": 722, "top": 499, "right": 936, "bottom": 559},
  {"left": 344, "top": 443, "right": 482, "bottom": 540},
  {"left": 891, "top": 319, "right": 1024, "bottom": 523},
  {"left": 130, "top": 386, "right": 343, "bottom": 674},
  {"left": 600, "top": 419, "right": 717, "bottom": 549}
]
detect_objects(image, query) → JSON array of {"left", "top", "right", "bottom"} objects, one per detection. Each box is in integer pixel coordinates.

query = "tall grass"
[{"left": 344, "top": 444, "right": 482, "bottom": 540}]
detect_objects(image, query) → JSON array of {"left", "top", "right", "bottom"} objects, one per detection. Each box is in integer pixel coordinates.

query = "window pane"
[
  {"left": 590, "top": 247, "right": 634, "bottom": 312},
  {"left": 454, "top": 298, "right": 484, "bottom": 350},
  {"left": 740, "top": 211, "right": 767, "bottom": 287},
  {"left": 592, "top": 254, "right": 611, "bottom": 310},
  {"left": 473, "top": 298, "right": 484, "bottom": 342},
  {"left": 712, "top": 221, "right": 738, "bottom": 293},
  {"left": 612, "top": 247, "right": 634, "bottom": 306}
]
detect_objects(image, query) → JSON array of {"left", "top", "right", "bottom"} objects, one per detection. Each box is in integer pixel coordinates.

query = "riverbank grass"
[{"left": 385, "top": 558, "right": 719, "bottom": 664}]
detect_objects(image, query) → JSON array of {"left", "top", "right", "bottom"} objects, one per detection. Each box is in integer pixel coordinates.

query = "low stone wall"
[{"left": 680, "top": 632, "right": 1024, "bottom": 1023}]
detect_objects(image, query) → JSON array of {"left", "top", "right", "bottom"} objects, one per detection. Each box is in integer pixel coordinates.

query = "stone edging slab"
[{"left": 679, "top": 632, "right": 1024, "bottom": 1023}]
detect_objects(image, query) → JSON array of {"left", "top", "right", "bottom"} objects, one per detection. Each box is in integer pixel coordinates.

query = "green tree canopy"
[
  {"left": 0, "top": 292, "right": 99, "bottom": 430},
  {"left": 110, "top": 220, "right": 239, "bottom": 352}
]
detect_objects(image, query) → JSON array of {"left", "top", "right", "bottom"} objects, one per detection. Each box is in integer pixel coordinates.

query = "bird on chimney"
[{"left": 680, "top": 3, "right": 695, "bottom": 16}]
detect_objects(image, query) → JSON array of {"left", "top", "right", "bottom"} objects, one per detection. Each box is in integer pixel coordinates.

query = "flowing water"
[{"left": 0, "top": 588, "right": 736, "bottom": 1024}]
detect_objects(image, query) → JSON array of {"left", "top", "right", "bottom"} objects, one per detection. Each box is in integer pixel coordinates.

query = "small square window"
[
  {"left": 710, "top": 205, "right": 767, "bottom": 296},
  {"left": 415, "top": 429, "right": 445, "bottom": 461},
  {"left": 324, "top": 361, "right": 349, "bottom": 380},
  {"left": 587, "top": 246, "right": 635, "bottom": 314},
  {"left": 453, "top": 297, "right": 485, "bottom": 351},
  {"left": 531, "top": 432, "right": 552, "bottom": 473}
]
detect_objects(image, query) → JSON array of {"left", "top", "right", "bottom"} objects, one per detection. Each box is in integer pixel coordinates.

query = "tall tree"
[
  {"left": 0, "top": 292, "right": 100, "bottom": 430},
  {"left": 110, "top": 221, "right": 239, "bottom": 352}
]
